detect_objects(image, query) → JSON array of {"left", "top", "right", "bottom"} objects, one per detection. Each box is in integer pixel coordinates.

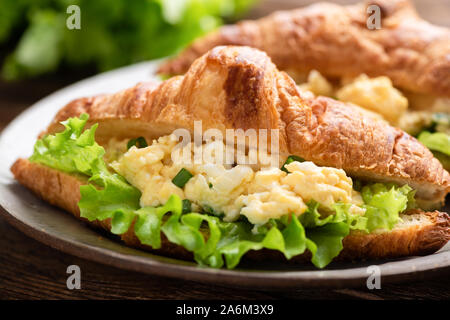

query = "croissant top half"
[
  {"left": 158, "top": 0, "right": 450, "bottom": 98},
  {"left": 45, "top": 46, "right": 449, "bottom": 208}
]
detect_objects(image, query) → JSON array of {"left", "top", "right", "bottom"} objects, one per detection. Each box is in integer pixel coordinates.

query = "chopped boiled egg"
[{"left": 111, "top": 134, "right": 364, "bottom": 225}]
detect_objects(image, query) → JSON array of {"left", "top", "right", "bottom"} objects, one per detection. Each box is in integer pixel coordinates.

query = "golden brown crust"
[
  {"left": 42, "top": 46, "right": 450, "bottom": 205},
  {"left": 11, "top": 158, "right": 85, "bottom": 216},
  {"left": 340, "top": 209, "right": 450, "bottom": 260},
  {"left": 11, "top": 159, "right": 450, "bottom": 264},
  {"left": 158, "top": 0, "right": 450, "bottom": 98}
]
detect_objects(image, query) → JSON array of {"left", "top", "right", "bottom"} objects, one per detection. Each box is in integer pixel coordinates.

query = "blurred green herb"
[
  {"left": 127, "top": 136, "right": 148, "bottom": 150},
  {"left": 0, "top": 0, "right": 258, "bottom": 80}
]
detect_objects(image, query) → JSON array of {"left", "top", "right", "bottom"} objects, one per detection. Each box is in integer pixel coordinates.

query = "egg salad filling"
[
  {"left": 296, "top": 70, "right": 450, "bottom": 171},
  {"left": 111, "top": 134, "right": 365, "bottom": 226},
  {"left": 29, "top": 114, "right": 417, "bottom": 269}
]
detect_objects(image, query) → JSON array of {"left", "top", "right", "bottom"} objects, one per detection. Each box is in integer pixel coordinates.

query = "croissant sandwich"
[
  {"left": 159, "top": 0, "right": 450, "bottom": 171},
  {"left": 12, "top": 46, "right": 450, "bottom": 269}
]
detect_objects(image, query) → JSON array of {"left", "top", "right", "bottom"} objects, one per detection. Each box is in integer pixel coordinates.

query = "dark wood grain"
[{"left": 1, "top": 0, "right": 449, "bottom": 300}]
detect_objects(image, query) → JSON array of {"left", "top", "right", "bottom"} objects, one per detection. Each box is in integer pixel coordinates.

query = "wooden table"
[{"left": 1, "top": 0, "right": 450, "bottom": 300}]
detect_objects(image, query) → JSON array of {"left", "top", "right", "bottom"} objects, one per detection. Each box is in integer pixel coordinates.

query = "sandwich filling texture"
[
  {"left": 110, "top": 134, "right": 365, "bottom": 225},
  {"left": 30, "top": 114, "right": 417, "bottom": 269}
]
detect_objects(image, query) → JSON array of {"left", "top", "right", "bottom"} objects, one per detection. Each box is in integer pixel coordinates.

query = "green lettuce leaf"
[
  {"left": 78, "top": 172, "right": 141, "bottom": 225},
  {"left": 306, "top": 222, "right": 349, "bottom": 268},
  {"left": 297, "top": 202, "right": 351, "bottom": 267},
  {"left": 281, "top": 214, "right": 309, "bottom": 259},
  {"left": 418, "top": 131, "right": 450, "bottom": 157},
  {"left": 134, "top": 198, "right": 181, "bottom": 249},
  {"left": 333, "top": 203, "right": 368, "bottom": 231},
  {"left": 418, "top": 115, "right": 450, "bottom": 170},
  {"left": 161, "top": 202, "right": 205, "bottom": 252},
  {"left": 30, "top": 113, "right": 141, "bottom": 234},
  {"left": 300, "top": 201, "right": 367, "bottom": 231},
  {"left": 30, "top": 113, "right": 103, "bottom": 175},
  {"left": 181, "top": 213, "right": 224, "bottom": 267},
  {"left": 2, "top": 9, "right": 64, "bottom": 80},
  {"left": 361, "top": 183, "right": 413, "bottom": 232},
  {"left": 2, "top": 0, "right": 258, "bottom": 80},
  {"left": 216, "top": 214, "right": 309, "bottom": 268}
]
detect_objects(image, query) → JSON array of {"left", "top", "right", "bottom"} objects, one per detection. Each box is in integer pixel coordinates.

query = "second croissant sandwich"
[{"left": 12, "top": 46, "right": 450, "bottom": 269}]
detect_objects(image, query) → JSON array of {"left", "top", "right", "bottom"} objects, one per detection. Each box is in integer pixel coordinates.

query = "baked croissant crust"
[
  {"left": 158, "top": 0, "right": 450, "bottom": 98},
  {"left": 43, "top": 46, "right": 449, "bottom": 207}
]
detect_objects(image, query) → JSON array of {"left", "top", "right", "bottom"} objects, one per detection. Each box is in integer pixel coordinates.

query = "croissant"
[
  {"left": 12, "top": 46, "right": 450, "bottom": 265},
  {"left": 158, "top": 0, "right": 450, "bottom": 100}
]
